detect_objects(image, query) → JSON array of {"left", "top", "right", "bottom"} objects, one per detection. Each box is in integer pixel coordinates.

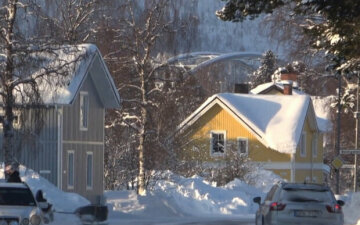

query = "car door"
[{"left": 261, "top": 185, "right": 278, "bottom": 224}]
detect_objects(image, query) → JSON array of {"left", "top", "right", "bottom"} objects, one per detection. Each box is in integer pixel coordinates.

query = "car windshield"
[
  {"left": 0, "top": 187, "right": 36, "bottom": 206},
  {"left": 279, "top": 188, "right": 334, "bottom": 203}
]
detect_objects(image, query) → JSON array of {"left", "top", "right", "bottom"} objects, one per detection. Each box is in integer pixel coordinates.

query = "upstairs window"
[
  {"left": 300, "top": 132, "right": 306, "bottom": 157},
  {"left": 210, "top": 131, "right": 225, "bottom": 156},
  {"left": 80, "top": 92, "right": 89, "bottom": 130},
  {"left": 237, "top": 137, "right": 248, "bottom": 155},
  {"left": 312, "top": 134, "right": 318, "bottom": 158}
]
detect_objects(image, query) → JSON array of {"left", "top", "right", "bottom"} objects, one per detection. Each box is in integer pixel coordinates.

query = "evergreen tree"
[
  {"left": 250, "top": 50, "right": 276, "bottom": 89},
  {"left": 217, "top": 0, "right": 360, "bottom": 73}
]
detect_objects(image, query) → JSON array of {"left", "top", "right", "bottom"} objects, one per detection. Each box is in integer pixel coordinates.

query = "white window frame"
[
  {"left": 80, "top": 92, "right": 89, "bottom": 131},
  {"left": 67, "top": 150, "right": 75, "bottom": 190},
  {"left": 237, "top": 137, "right": 248, "bottom": 155},
  {"left": 86, "top": 152, "right": 93, "bottom": 190},
  {"left": 210, "top": 130, "right": 226, "bottom": 157},
  {"left": 300, "top": 132, "right": 306, "bottom": 157},
  {"left": 312, "top": 134, "right": 318, "bottom": 158}
]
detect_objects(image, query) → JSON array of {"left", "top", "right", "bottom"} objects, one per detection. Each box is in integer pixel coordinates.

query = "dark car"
[{"left": 253, "top": 182, "right": 344, "bottom": 225}]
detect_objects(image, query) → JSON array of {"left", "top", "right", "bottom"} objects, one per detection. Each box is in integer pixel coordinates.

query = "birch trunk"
[{"left": 2, "top": 0, "right": 17, "bottom": 168}]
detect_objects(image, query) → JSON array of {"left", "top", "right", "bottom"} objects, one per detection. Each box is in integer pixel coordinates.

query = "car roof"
[
  {"left": 0, "top": 180, "right": 28, "bottom": 189},
  {"left": 280, "top": 182, "right": 330, "bottom": 191}
]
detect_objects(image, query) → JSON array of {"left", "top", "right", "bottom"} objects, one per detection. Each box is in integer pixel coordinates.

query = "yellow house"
[{"left": 177, "top": 92, "right": 329, "bottom": 183}]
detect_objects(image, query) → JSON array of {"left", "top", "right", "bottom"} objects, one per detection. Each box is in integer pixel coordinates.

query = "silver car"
[
  {"left": 253, "top": 182, "right": 344, "bottom": 225},
  {"left": 0, "top": 182, "right": 51, "bottom": 225}
]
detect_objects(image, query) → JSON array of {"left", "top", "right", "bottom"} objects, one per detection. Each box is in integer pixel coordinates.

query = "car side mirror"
[
  {"left": 253, "top": 196, "right": 261, "bottom": 205},
  {"left": 337, "top": 200, "right": 345, "bottom": 206}
]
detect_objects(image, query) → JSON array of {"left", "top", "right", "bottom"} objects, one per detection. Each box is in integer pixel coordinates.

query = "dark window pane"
[
  {"left": 87, "top": 154, "right": 93, "bottom": 188},
  {"left": 68, "top": 152, "right": 74, "bottom": 187},
  {"left": 212, "top": 133, "right": 224, "bottom": 154},
  {"left": 0, "top": 188, "right": 36, "bottom": 206}
]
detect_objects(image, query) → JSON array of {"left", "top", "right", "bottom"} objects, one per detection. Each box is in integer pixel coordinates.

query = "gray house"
[{"left": 1, "top": 44, "right": 120, "bottom": 203}]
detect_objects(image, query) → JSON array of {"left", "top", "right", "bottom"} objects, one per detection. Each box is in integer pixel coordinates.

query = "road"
[{"left": 106, "top": 216, "right": 254, "bottom": 225}]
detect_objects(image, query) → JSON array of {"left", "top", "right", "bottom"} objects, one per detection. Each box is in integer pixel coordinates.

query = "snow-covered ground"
[{"left": 1, "top": 165, "right": 360, "bottom": 225}]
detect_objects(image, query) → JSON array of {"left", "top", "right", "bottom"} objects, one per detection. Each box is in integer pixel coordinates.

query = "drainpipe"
[
  {"left": 354, "top": 76, "right": 360, "bottom": 192},
  {"left": 291, "top": 153, "right": 296, "bottom": 182}
]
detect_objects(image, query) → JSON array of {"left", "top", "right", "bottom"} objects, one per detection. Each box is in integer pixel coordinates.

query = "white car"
[
  {"left": 253, "top": 182, "right": 344, "bottom": 225},
  {"left": 0, "top": 182, "right": 51, "bottom": 225}
]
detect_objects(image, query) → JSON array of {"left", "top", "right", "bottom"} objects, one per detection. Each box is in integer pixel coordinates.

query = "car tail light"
[
  {"left": 326, "top": 204, "right": 342, "bottom": 213},
  {"left": 270, "top": 202, "right": 286, "bottom": 211}
]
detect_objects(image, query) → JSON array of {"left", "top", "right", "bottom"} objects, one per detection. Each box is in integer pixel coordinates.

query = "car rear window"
[
  {"left": 0, "top": 187, "right": 36, "bottom": 206},
  {"left": 279, "top": 188, "right": 335, "bottom": 203}
]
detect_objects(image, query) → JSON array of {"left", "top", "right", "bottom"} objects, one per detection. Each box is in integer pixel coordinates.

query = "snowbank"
[
  {"left": 0, "top": 165, "right": 89, "bottom": 213},
  {"left": 341, "top": 192, "right": 360, "bottom": 225},
  {"left": 105, "top": 170, "right": 282, "bottom": 221}
]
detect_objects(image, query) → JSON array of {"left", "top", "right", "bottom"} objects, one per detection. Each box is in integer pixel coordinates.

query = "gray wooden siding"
[
  {"left": 63, "top": 74, "right": 104, "bottom": 143},
  {"left": 62, "top": 72, "right": 105, "bottom": 203},
  {"left": 62, "top": 143, "right": 103, "bottom": 203},
  {"left": 0, "top": 108, "right": 59, "bottom": 185}
]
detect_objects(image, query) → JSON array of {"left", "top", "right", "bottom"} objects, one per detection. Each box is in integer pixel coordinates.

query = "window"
[
  {"left": 312, "top": 134, "right": 318, "bottom": 158},
  {"left": 265, "top": 185, "right": 278, "bottom": 201},
  {"left": 210, "top": 131, "right": 226, "bottom": 156},
  {"left": 237, "top": 137, "right": 248, "bottom": 155},
  {"left": 300, "top": 132, "right": 306, "bottom": 157},
  {"left": 67, "top": 151, "right": 74, "bottom": 189},
  {"left": 86, "top": 152, "right": 93, "bottom": 189},
  {"left": 80, "top": 92, "right": 89, "bottom": 130}
]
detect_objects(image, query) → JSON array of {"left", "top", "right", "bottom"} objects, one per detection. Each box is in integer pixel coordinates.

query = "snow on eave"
[
  {"left": 93, "top": 50, "right": 121, "bottom": 109},
  {"left": 35, "top": 44, "right": 120, "bottom": 108},
  {"left": 177, "top": 95, "right": 267, "bottom": 147},
  {"left": 311, "top": 96, "right": 333, "bottom": 133},
  {"left": 178, "top": 93, "right": 313, "bottom": 155}
]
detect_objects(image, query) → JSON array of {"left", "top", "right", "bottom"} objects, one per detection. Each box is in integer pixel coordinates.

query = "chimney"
[
  {"left": 280, "top": 73, "right": 297, "bottom": 82},
  {"left": 282, "top": 80, "right": 293, "bottom": 95},
  {"left": 234, "top": 83, "right": 249, "bottom": 94},
  {"left": 280, "top": 66, "right": 298, "bottom": 94}
]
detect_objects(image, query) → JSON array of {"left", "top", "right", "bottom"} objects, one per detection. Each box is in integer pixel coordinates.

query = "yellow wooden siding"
[
  {"left": 179, "top": 100, "right": 324, "bottom": 183},
  {"left": 294, "top": 113, "right": 323, "bottom": 164},
  {"left": 267, "top": 89, "right": 284, "bottom": 95},
  {"left": 295, "top": 170, "right": 324, "bottom": 183},
  {"left": 180, "top": 103, "right": 290, "bottom": 162},
  {"left": 271, "top": 169, "right": 291, "bottom": 181}
]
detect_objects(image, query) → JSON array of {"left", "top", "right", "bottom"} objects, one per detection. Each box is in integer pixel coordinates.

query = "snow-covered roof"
[
  {"left": 249, "top": 82, "right": 304, "bottom": 95},
  {"left": 311, "top": 96, "right": 333, "bottom": 132},
  {"left": 179, "top": 93, "right": 317, "bottom": 154},
  {"left": 250, "top": 82, "right": 332, "bottom": 132},
  {"left": 14, "top": 44, "right": 120, "bottom": 108}
]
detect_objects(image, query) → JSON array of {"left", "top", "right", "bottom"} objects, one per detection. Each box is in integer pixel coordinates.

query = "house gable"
[
  {"left": 179, "top": 93, "right": 311, "bottom": 154},
  {"left": 67, "top": 48, "right": 120, "bottom": 109},
  {"left": 180, "top": 103, "right": 291, "bottom": 162}
]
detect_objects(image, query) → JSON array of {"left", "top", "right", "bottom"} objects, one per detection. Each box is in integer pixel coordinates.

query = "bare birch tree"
[
  {"left": 102, "top": 0, "right": 173, "bottom": 196},
  {"left": 0, "top": 0, "right": 96, "bottom": 168}
]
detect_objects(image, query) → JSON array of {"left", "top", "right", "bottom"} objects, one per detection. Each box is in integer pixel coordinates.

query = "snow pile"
[
  {"left": 0, "top": 165, "right": 89, "bottom": 213},
  {"left": 105, "top": 170, "right": 282, "bottom": 221},
  {"left": 342, "top": 192, "right": 360, "bottom": 225}
]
